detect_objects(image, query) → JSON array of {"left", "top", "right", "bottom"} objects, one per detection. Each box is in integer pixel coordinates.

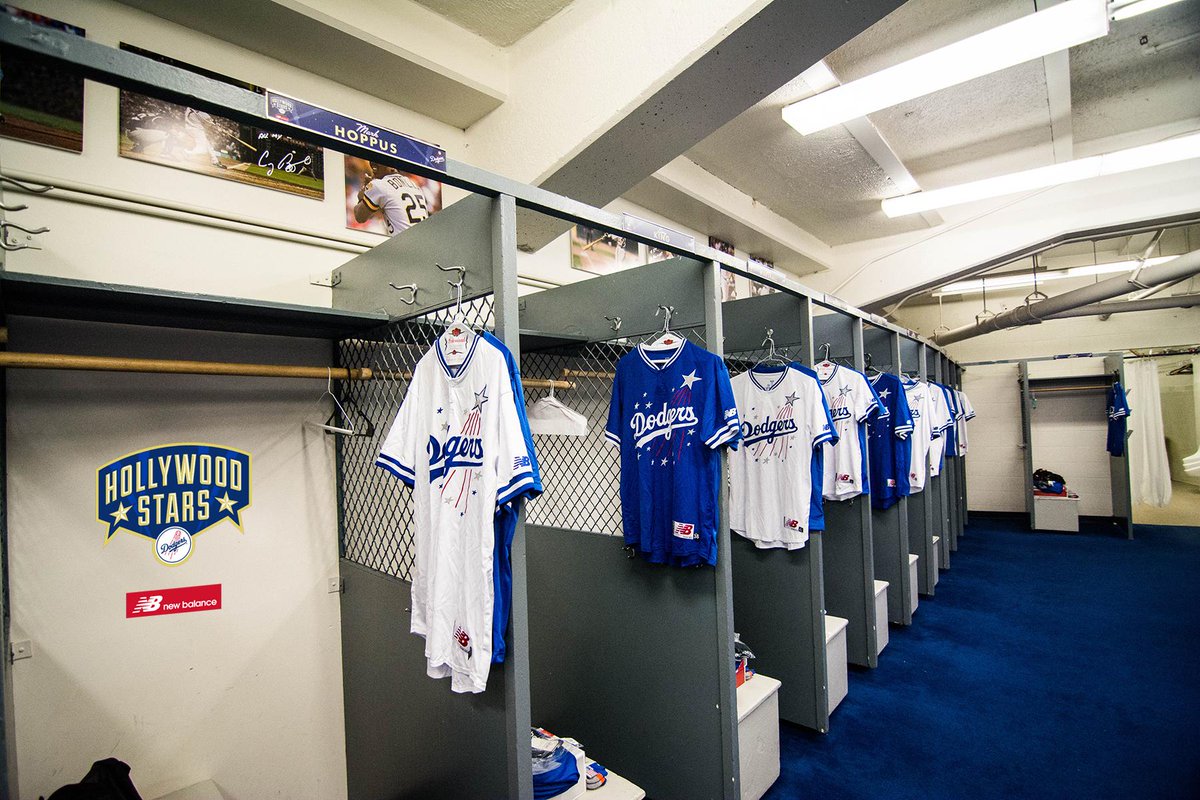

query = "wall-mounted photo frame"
[{"left": 0, "top": 5, "right": 84, "bottom": 152}]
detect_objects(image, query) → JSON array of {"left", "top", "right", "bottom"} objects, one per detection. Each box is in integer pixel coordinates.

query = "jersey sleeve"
[
  {"left": 894, "top": 384, "right": 915, "bottom": 439},
  {"left": 809, "top": 384, "right": 835, "bottom": 451},
  {"left": 854, "top": 374, "right": 881, "bottom": 423},
  {"left": 494, "top": 374, "right": 540, "bottom": 507},
  {"left": 702, "top": 359, "right": 741, "bottom": 450},
  {"left": 376, "top": 373, "right": 422, "bottom": 486},
  {"left": 361, "top": 178, "right": 385, "bottom": 211},
  {"left": 487, "top": 333, "right": 542, "bottom": 507},
  {"left": 604, "top": 367, "right": 624, "bottom": 447},
  {"left": 959, "top": 391, "right": 976, "bottom": 421}
]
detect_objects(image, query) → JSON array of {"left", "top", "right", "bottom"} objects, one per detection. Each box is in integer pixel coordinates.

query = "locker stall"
[
  {"left": 901, "top": 339, "right": 939, "bottom": 597},
  {"left": 863, "top": 324, "right": 915, "bottom": 626}
]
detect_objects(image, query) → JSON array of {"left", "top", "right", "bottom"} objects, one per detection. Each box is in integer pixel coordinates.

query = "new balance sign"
[{"left": 126, "top": 584, "right": 222, "bottom": 618}]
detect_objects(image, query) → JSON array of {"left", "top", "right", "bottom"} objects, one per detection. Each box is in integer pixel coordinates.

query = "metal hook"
[
  {"left": 605, "top": 315, "right": 622, "bottom": 332},
  {"left": 388, "top": 282, "right": 418, "bottom": 304},
  {"left": 655, "top": 305, "right": 675, "bottom": 333},
  {"left": 761, "top": 328, "right": 776, "bottom": 353},
  {"left": 0, "top": 239, "right": 33, "bottom": 252},
  {"left": 437, "top": 263, "right": 466, "bottom": 316},
  {"left": 0, "top": 175, "right": 53, "bottom": 194},
  {"left": 819, "top": 342, "right": 832, "bottom": 362},
  {"left": 1, "top": 220, "right": 49, "bottom": 236},
  {"left": 0, "top": 202, "right": 28, "bottom": 212}
]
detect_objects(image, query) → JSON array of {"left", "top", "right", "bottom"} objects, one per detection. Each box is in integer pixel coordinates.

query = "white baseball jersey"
[
  {"left": 362, "top": 172, "right": 431, "bottom": 236},
  {"left": 956, "top": 390, "right": 976, "bottom": 456},
  {"left": 376, "top": 330, "right": 537, "bottom": 694},
  {"left": 927, "top": 383, "right": 954, "bottom": 477},
  {"left": 815, "top": 363, "right": 880, "bottom": 501},
  {"left": 729, "top": 365, "right": 834, "bottom": 550},
  {"left": 902, "top": 378, "right": 938, "bottom": 492}
]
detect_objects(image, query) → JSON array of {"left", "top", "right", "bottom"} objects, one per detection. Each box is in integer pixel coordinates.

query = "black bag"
[
  {"left": 45, "top": 758, "right": 143, "bottom": 800},
  {"left": 1032, "top": 468, "right": 1067, "bottom": 494}
]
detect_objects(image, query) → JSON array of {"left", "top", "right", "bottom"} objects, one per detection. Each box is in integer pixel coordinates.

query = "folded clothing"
[
  {"left": 586, "top": 760, "right": 608, "bottom": 790},
  {"left": 533, "top": 745, "right": 579, "bottom": 799}
]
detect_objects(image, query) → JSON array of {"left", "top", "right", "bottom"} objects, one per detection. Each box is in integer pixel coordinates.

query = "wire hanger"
[
  {"left": 642, "top": 305, "right": 681, "bottom": 350},
  {"left": 756, "top": 328, "right": 790, "bottom": 368},
  {"left": 314, "top": 368, "right": 374, "bottom": 437},
  {"left": 817, "top": 342, "right": 833, "bottom": 363},
  {"left": 437, "top": 263, "right": 469, "bottom": 327}
]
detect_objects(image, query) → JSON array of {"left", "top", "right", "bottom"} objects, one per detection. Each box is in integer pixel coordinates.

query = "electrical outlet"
[
  {"left": 11, "top": 640, "right": 32, "bottom": 662},
  {"left": 327, "top": 577, "right": 344, "bottom": 594}
]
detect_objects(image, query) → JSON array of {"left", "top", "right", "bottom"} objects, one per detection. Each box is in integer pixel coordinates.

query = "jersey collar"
[
  {"left": 818, "top": 363, "right": 840, "bottom": 385},
  {"left": 637, "top": 339, "right": 686, "bottom": 372},
  {"left": 435, "top": 330, "right": 481, "bottom": 381},
  {"left": 748, "top": 365, "right": 787, "bottom": 393}
]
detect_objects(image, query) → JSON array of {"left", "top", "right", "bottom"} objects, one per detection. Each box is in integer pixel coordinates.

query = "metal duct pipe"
[
  {"left": 1045, "top": 293, "right": 1200, "bottom": 319},
  {"left": 934, "top": 248, "right": 1200, "bottom": 345}
]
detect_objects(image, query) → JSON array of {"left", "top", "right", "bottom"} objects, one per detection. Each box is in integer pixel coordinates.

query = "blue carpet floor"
[{"left": 764, "top": 518, "right": 1200, "bottom": 800}]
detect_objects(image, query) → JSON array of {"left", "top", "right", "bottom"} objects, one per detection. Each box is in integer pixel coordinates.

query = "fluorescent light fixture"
[
  {"left": 1109, "top": 0, "right": 1187, "bottom": 21},
  {"left": 782, "top": 0, "right": 1108, "bottom": 135},
  {"left": 883, "top": 131, "right": 1200, "bottom": 217},
  {"left": 933, "top": 256, "right": 1178, "bottom": 296}
]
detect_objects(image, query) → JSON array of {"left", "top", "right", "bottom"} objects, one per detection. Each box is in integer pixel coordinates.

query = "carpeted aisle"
[{"left": 764, "top": 517, "right": 1200, "bottom": 800}]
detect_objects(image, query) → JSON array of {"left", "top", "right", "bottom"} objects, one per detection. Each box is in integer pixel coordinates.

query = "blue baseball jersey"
[
  {"left": 484, "top": 332, "right": 542, "bottom": 664},
  {"left": 793, "top": 363, "right": 837, "bottom": 531},
  {"left": 606, "top": 340, "right": 740, "bottom": 566},
  {"left": 937, "top": 383, "right": 960, "bottom": 457},
  {"left": 867, "top": 372, "right": 914, "bottom": 511},
  {"left": 1107, "top": 381, "right": 1131, "bottom": 456}
]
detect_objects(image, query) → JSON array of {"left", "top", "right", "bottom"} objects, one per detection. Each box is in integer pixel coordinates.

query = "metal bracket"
[
  {"left": 604, "top": 315, "right": 622, "bottom": 332},
  {"left": 0, "top": 174, "right": 53, "bottom": 193},
  {"left": 310, "top": 270, "right": 342, "bottom": 289}
]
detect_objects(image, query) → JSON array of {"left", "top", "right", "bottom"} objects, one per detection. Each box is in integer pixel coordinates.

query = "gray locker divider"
[
  {"left": 863, "top": 325, "right": 914, "bottom": 626},
  {"left": 930, "top": 355, "right": 949, "bottom": 571},
  {"left": 723, "top": 290, "right": 832, "bottom": 730},
  {"left": 518, "top": 257, "right": 741, "bottom": 799},
  {"left": 1104, "top": 355, "right": 1135, "bottom": 539},
  {"left": 903, "top": 340, "right": 938, "bottom": 597},
  {"left": 940, "top": 355, "right": 960, "bottom": 554},
  {"left": 956, "top": 365, "right": 970, "bottom": 535},
  {"left": 335, "top": 195, "right": 534, "bottom": 799},
  {"left": 812, "top": 311, "right": 878, "bottom": 668}
]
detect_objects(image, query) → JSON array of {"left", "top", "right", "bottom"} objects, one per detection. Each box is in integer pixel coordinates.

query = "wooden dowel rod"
[
  {"left": 0, "top": 351, "right": 373, "bottom": 380},
  {"left": 561, "top": 368, "right": 615, "bottom": 380},
  {"left": 374, "top": 368, "right": 573, "bottom": 390},
  {"left": 0, "top": 327, "right": 7, "bottom": 345}
]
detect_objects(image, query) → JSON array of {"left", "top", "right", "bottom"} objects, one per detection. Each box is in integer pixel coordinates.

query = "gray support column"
[
  {"left": 866, "top": 327, "right": 913, "bottom": 625},
  {"left": 910, "top": 343, "right": 937, "bottom": 596},
  {"left": 933, "top": 355, "right": 950, "bottom": 570},
  {"left": 944, "top": 356, "right": 960, "bottom": 554},
  {"left": 1104, "top": 354, "right": 1135, "bottom": 539},
  {"left": 492, "top": 194, "right": 534, "bottom": 800},
  {"left": 704, "top": 261, "right": 742, "bottom": 800},
  {"left": 1020, "top": 361, "right": 1035, "bottom": 525}
]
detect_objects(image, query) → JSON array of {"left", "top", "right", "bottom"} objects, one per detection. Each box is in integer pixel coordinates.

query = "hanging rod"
[
  {"left": 1029, "top": 385, "right": 1109, "bottom": 393},
  {"left": 0, "top": 352, "right": 374, "bottom": 380},
  {"left": 0, "top": 352, "right": 575, "bottom": 390},
  {"left": 562, "top": 368, "right": 616, "bottom": 380}
]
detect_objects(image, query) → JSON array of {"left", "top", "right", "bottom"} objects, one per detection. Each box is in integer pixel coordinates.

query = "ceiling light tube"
[
  {"left": 1109, "top": 0, "right": 1188, "bottom": 21},
  {"left": 782, "top": 0, "right": 1109, "bottom": 136},
  {"left": 933, "top": 256, "right": 1178, "bottom": 296},
  {"left": 883, "top": 131, "right": 1200, "bottom": 217}
]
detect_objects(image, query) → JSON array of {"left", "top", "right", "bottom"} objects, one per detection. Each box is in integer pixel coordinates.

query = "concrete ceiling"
[
  {"left": 412, "top": 0, "right": 574, "bottom": 46},
  {"left": 677, "top": 0, "right": 1200, "bottom": 250}
]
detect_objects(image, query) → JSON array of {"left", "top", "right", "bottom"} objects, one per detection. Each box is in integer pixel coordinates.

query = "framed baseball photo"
[{"left": 345, "top": 156, "right": 442, "bottom": 237}]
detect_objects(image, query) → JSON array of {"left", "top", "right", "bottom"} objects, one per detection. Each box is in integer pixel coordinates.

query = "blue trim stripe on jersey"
[
  {"left": 603, "top": 429, "right": 620, "bottom": 446},
  {"left": 637, "top": 341, "right": 686, "bottom": 371},
  {"left": 706, "top": 421, "right": 741, "bottom": 449},
  {"left": 813, "top": 429, "right": 835, "bottom": 448},
  {"left": 376, "top": 452, "right": 415, "bottom": 486},
  {"left": 496, "top": 471, "right": 537, "bottom": 506}
]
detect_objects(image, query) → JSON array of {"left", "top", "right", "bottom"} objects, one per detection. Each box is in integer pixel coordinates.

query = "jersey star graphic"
[
  {"left": 473, "top": 387, "right": 489, "bottom": 411},
  {"left": 878, "top": 388, "right": 891, "bottom": 401},
  {"left": 660, "top": 458, "right": 669, "bottom": 465},
  {"left": 216, "top": 492, "right": 238, "bottom": 514},
  {"left": 784, "top": 392, "right": 798, "bottom": 407},
  {"left": 680, "top": 371, "right": 701, "bottom": 390},
  {"left": 110, "top": 502, "right": 132, "bottom": 524}
]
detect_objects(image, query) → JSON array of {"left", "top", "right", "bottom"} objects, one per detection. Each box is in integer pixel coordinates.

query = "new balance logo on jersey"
[
  {"left": 130, "top": 595, "right": 162, "bottom": 614},
  {"left": 513, "top": 455, "right": 531, "bottom": 470},
  {"left": 783, "top": 516, "right": 804, "bottom": 532},
  {"left": 838, "top": 473, "right": 851, "bottom": 482},
  {"left": 428, "top": 435, "right": 485, "bottom": 481},
  {"left": 453, "top": 625, "right": 473, "bottom": 659},
  {"left": 673, "top": 520, "right": 698, "bottom": 540},
  {"left": 630, "top": 403, "right": 698, "bottom": 447},
  {"left": 742, "top": 415, "right": 798, "bottom": 445}
]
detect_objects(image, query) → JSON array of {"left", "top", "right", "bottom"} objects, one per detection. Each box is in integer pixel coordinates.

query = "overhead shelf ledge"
[{"left": 0, "top": 272, "right": 390, "bottom": 340}]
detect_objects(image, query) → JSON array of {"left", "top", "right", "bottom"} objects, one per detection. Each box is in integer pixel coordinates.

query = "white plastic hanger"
[
  {"left": 815, "top": 342, "right": 836, "bottom": 380},
  {"left": 528, "top": 382, "right": 590, "bottom": 436},
  {"left": 642, "top": 305, "right": 683, "bottom": 351}
]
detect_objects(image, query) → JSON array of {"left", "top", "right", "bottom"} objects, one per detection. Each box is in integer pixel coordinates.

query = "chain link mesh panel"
[
  {"left": 337, "top": 296, "right": 495, "bottom": 581},
  {"left": 520, "top": 327, "right": 706, "bottom": 537}
]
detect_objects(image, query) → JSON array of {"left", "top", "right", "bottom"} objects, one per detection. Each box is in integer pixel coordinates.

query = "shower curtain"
[{"left": 1125, "top": 360, "right": 1172, "bottom": 507}]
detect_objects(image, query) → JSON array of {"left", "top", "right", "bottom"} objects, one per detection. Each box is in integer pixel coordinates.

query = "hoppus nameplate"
[
  {"left": 98, "top": 444, "right": 251, "bottom": 566},
  {"left": 266, "top": 90, "right": 447, "bottom": 173}
]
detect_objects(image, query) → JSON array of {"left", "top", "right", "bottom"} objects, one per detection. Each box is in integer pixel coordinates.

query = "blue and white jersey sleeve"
[
  {"left": 376, "top": 372, "right": 422, "bottom": 486},
  {"left": 810, "top": 384, "right": 836, "bottom": 450},
  {"left": 494, "top": 376, "right": 540, "bottom": 507},
  {"left": 703, "top": 360, "right": 741, "bottom": 450},
  {"left": 894, "top": 387, "right": 915, "bottom": 439},
  {"left": 604, "top": 367, "right": 624, "bottom": 447},
  {"left": 853, "top": 372, "right": 881, "bottom": 423}
]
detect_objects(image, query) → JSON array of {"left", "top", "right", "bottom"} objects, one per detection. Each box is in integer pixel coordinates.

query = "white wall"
[
  {"left": 7, "top": 319, "right": 345, "bottom": 800},
  {"left": 1159, "top": 364, "right": 1200, "bottom": 486},
  {"left": 961, "top": 365, "right": 1025, "bottom": 513}
]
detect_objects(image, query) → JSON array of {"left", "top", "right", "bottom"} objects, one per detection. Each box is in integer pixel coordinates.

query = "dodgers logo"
[
  {"left": 741, "top": 415, "right": 798, "bottom": 445},
  {"left": 630, "top": 403, "right": 698, "bottom": 448},
  {"left": 428, "top": 435, "right": 486, "bottom": 481},
  {"left": 98, "top": 444, "right": 251, "bottom": 565}
]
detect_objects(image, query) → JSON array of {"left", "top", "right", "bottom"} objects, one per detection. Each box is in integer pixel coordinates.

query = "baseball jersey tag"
[{"left": 442, "top": 328, "right": 471, "bottom": 366}]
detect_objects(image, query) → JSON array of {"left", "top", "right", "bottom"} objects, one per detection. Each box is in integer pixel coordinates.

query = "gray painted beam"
[
  {"left": 519, "top": 0, "right": 907, "bottom": 250},
  {"left": 492, "top": 195, "right": 534, "bottom": 800}
]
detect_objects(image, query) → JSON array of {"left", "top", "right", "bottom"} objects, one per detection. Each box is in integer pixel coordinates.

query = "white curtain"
[{"left": 1125, "top": 360, "right": 1172, "bottom": 507}]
